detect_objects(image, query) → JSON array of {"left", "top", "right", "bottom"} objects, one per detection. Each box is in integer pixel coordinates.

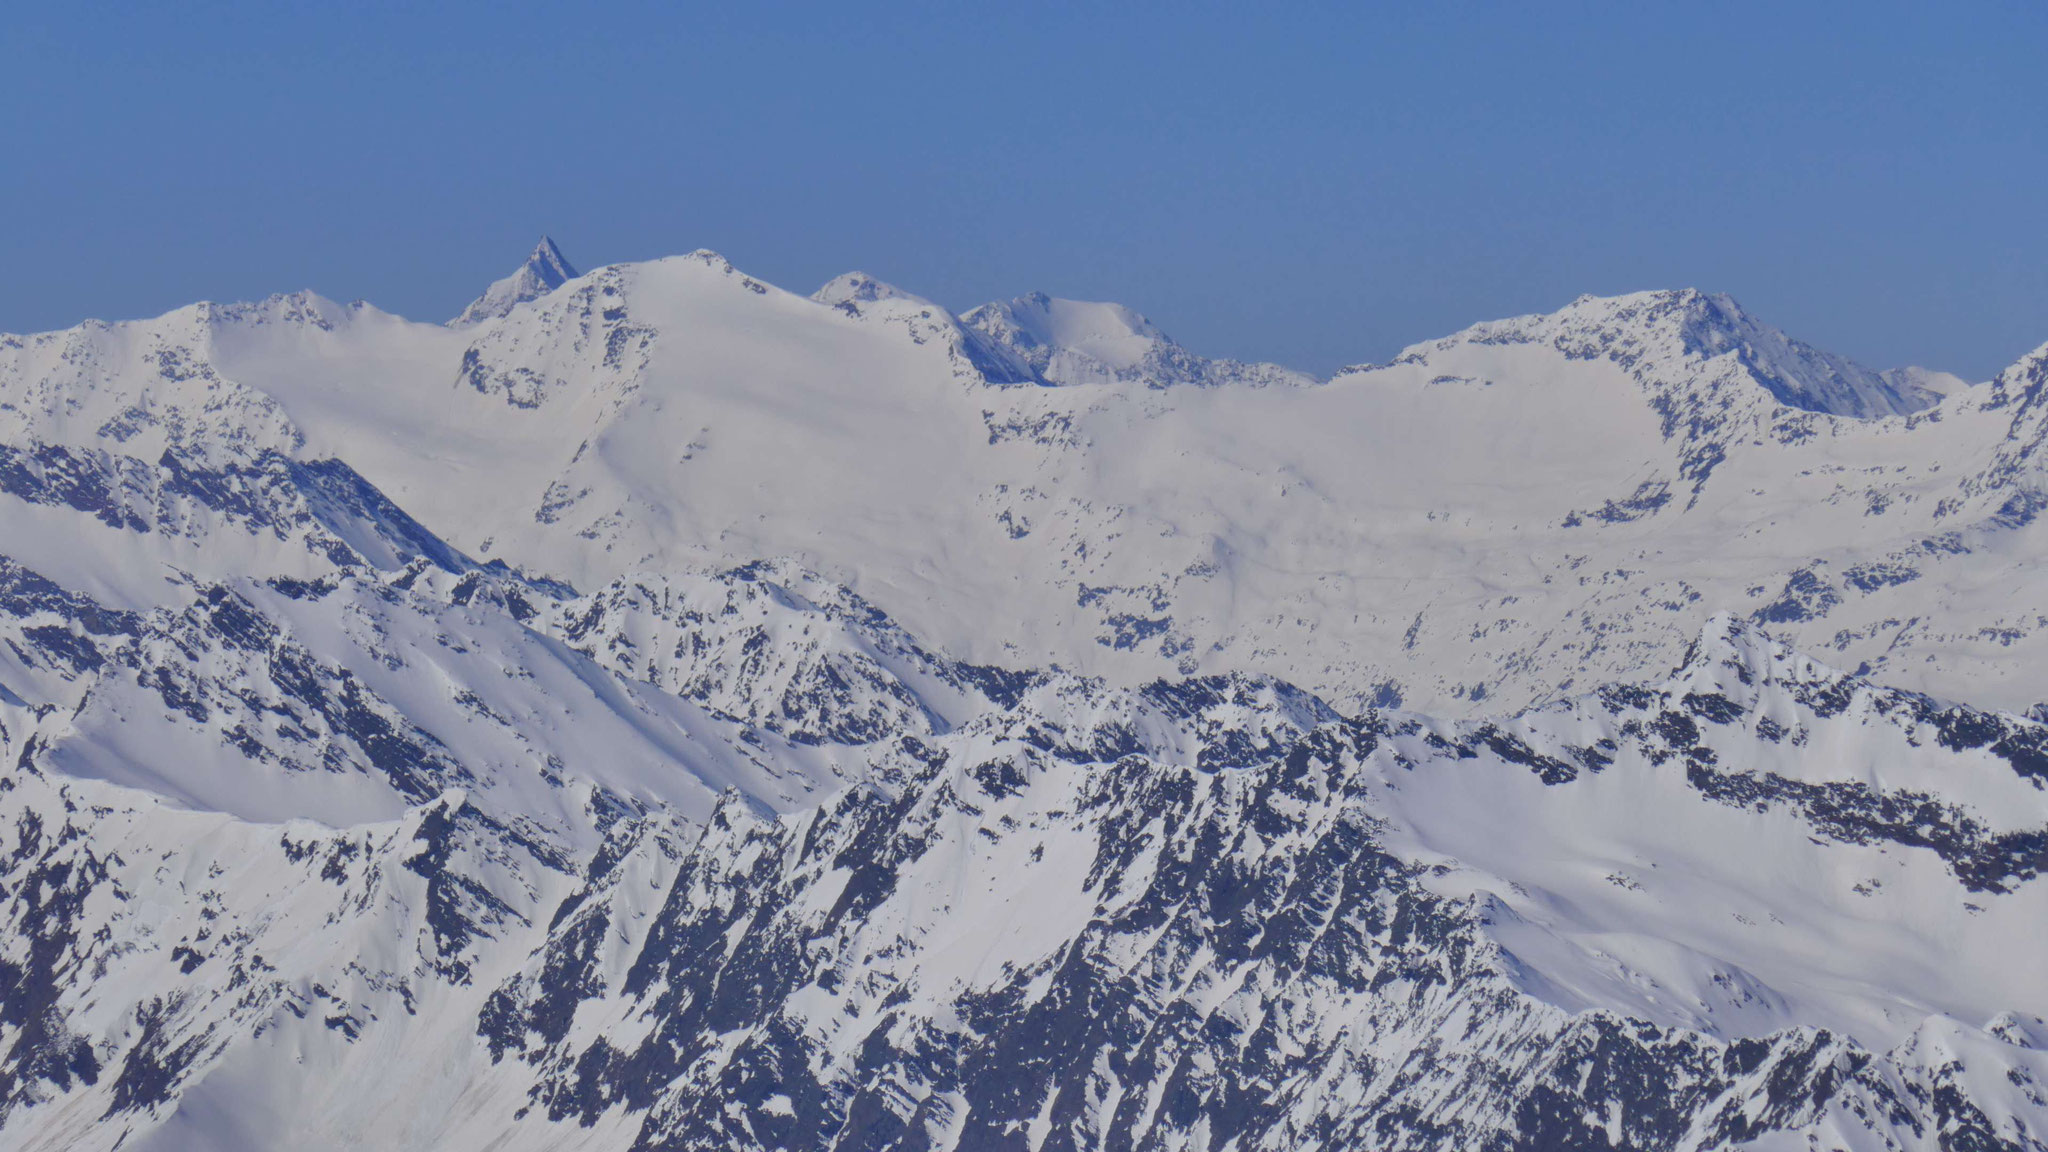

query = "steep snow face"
[
  {"left": 961, "top": 290, "right": 1318, "bottom": 389},
  {"left": 450, "top": 237, "right": 578, "bottom": 327},
  {"left": 20, "top": 568, "right": 847, "bottom": 833}
]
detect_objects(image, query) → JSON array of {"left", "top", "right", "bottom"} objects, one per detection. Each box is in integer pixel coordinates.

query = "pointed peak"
[
  {"left": 449, "top": 236, "right": 581, "bottom": 328},
  {"left": 525, "top": 236, "right": 576, "bottom": 282}
]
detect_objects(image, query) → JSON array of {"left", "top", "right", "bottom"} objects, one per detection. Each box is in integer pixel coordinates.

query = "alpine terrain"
[{"left": 0, "top": 237, "right": 2044, "bottom": 1151}]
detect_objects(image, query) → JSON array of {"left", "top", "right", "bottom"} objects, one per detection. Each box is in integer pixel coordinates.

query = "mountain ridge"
[
  {"left": 1370, "top": 287, "right": 1948, "bottom": 418},
  {"left": 3, "top": 236, "right": 2048, "bottom": 1147},
  {"left": 3, "top": 241, "right": 2044, "bottom": 720}
]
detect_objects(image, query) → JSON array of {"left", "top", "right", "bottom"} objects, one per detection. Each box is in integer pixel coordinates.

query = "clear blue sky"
[{"left": 4, "top": 1, "right": 2044, "bottom": 378}]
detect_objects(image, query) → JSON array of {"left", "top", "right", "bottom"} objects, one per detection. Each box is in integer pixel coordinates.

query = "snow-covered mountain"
[
  {"left": 960, "top": 291, "right": 1318, "bottom": 390},
  {"left": 451, "top": 237, "right": 579, "bottom": 327},
  {"left": 2, "top": 238, "right": 2047, "bottom": 1149},
  {"left": 13, "top": 249, "right": 2042, "bottom": 718}
]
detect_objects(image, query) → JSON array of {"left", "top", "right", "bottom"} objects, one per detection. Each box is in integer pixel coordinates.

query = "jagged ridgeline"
[{"left": 0, "top": 241, "right": 2045, "bottom": 1150}]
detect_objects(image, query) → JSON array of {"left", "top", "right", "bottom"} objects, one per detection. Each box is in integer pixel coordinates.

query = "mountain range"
[{"left": 0, "top": 238, "right": 2043, "bottom": 1150}]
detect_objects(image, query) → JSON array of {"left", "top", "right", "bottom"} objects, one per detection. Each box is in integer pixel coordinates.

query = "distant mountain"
[
  {"left": 2, "top": 239, "right": 2046, "bottom": 1149},
  {"left": 1385, "top": 288, "right": 1944, "bottom": 419},
  {"left": 961, "top": 291, "right": 1317, "bottom": 390},
  {"left": 1883, "top": 363, "right": 1976, "bottom": 402},
  {"left": 449, "top": 236, "right": 578, "bottom": 327}
]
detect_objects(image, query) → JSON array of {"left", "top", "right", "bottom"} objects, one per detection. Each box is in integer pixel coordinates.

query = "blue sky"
[{"left": 4, "top": 1, "right": 2044, "bottom": 378}]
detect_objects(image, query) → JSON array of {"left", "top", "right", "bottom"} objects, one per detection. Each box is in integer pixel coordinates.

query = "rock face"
[{"left": 0, "top": 242, "right": 2046, "bottom": 1150}]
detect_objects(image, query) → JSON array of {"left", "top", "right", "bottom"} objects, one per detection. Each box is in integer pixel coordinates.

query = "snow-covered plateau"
[{"left": 0, "top": 238, "right": 2044, "bottom": 1150}]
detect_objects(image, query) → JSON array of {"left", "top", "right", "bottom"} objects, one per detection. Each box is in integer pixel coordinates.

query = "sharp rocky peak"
[
  {"left": 524, "top": 235, "right": 576, "bottom": 280},
  {"left": 449, "top": 236, "right": 581, "bottom": 328}
]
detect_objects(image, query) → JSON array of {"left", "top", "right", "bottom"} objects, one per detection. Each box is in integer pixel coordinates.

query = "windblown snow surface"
[{"left": 0, "top": 241, "right": 2045, "bottom": 1150}]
